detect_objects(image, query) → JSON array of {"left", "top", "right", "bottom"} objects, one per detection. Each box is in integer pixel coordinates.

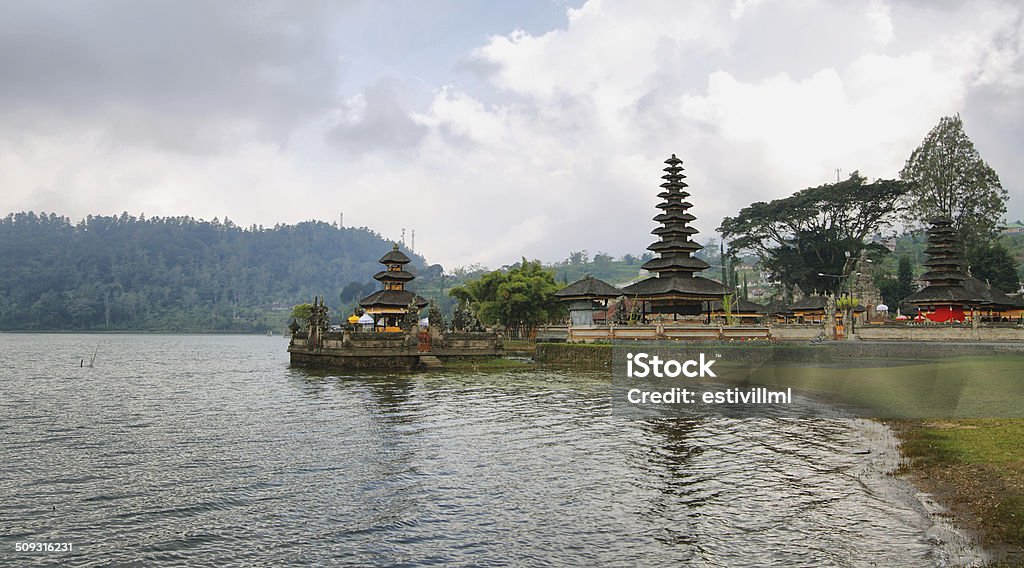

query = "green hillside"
[{"left": 0, "top": 212, "right": 424, "bottom": 332}]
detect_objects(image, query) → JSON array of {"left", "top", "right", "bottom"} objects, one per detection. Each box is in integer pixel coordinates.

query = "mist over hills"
[{"left": 0, "top": 212, "right": 426, "bottom": 332}]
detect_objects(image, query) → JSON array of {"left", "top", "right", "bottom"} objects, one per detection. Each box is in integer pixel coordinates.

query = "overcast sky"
[{"left": 2, "top": 0, "right": 1022, "bottom": 269}]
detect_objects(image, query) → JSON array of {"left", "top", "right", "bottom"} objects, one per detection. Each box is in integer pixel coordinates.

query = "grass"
[
  {"left": 740, "top": 356, "right": 1024, "bottom": 419},
  {"left": 896, "top": 419, "right": 1024, "bottom": 555},
  {"left": 441, "top": 357, "right": 532, "bottom": 370}
]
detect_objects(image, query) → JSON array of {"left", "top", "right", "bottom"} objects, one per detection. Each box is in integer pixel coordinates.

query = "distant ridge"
[{"left": 0, "top": 212, "right": 425, "bottom": 332}]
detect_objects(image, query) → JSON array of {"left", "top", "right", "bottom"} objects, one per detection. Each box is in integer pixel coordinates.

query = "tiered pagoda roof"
[
  {"left": 905, "top": 217, "right": 984, "bottom": 306},
  {"left": 359, "top": 244, "right": 429, "bottom": 310},
  {"left": 621, "top": 155, "right": 728, "bottom": 302}
]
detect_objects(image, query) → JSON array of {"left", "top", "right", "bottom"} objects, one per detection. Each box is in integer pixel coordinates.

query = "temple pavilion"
[
  {"left": 555, "top": 275, "right": 622, "bottom": 326},
  {"left": 359, "top": 244, "right": 429, "bottom": 332},
  {"left": 621, "top": 155, "right": 728, "bottom": 320},
  {"left": 904, "top": 217, "right": 984, "bottom": 322}
]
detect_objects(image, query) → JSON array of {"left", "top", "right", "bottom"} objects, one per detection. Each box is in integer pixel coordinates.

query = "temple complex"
[
  {"left": 359, "top": 244, "right": 429, "bottom": 331},
  {"left": 904, "top": 217, "right": 984, "bottom": 322},
  {"left": 289, "top": 243, "right": 502, "bottom": 370},
  {"left": 621, "top": 155, "right": 728, "bottom": 319}
]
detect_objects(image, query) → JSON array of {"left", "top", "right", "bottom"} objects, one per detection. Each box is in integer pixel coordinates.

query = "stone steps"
[{"left": 419, "top": 355, "right": 444, "bottom": 369}]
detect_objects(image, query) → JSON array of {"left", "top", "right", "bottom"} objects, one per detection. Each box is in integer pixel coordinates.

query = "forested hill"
[{"left": 0, "top": 212, "right": 426, "bottom": 332}]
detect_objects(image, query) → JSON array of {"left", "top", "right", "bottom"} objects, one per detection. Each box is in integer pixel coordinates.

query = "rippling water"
[{"left": 0, "top": 334, "right": 980, "bottom": 566}]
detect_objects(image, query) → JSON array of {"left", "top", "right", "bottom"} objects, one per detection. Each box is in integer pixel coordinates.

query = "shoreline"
[
  {"left": 532, "top": 342, "right": 1024, "bottom": 562},
  {"left": 891, "top": 420, "right": 1024, "bottom": 566}
]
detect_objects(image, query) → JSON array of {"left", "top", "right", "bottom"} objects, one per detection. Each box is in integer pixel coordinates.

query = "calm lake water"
[{"left": 0, "top": 334, "right": 980, "bottom": 566}]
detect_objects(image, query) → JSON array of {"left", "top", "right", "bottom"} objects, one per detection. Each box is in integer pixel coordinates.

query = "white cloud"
[{"left": 1, "top": 0, "right": 1022, "bottom": 269}]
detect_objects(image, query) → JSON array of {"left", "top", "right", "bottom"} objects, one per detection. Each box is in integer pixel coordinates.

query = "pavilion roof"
[
  {"left": 621, "top": 274, "right": 729, "bottom": 299},
  {"left": 359, "top": 289, "right": 429, "bottom": 309},
  {"left": 790, "top": 295, "right": 828, "bottom": 311},
  {"left": 710, "top": 298, "right": 765, "bottom": 313},
  {"left": 961, "top": 277, "right": 1024, "bottom": 307},
  {"left": 759, "top": 300, "right": 793, "bottom": 315},
  {"left": 555, "top": 276, "right": 622, "bottom": 300}
]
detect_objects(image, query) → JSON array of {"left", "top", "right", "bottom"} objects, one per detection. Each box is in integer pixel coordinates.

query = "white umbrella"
[{"left": 876, "top": 303, "right": 889, "bottom": 312}]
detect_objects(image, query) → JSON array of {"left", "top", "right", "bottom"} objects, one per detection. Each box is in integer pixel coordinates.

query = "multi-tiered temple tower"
[
  {"left": 904, "top": 217, "right": 983, "bottom": 322},
  {"left": 359, "top": 243, "right": 429, "bottom": 331},
  {"left": 622, "top": 155, "right": 728, "bottom": 320}
]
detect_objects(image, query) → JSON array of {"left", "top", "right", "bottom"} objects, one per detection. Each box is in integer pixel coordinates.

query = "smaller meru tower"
[
  {"left": 904, "top": 217, "right": 983, "bottom": 322},
  {"left": 622, "top": 154, "right": 728, "bottom": 319},
  {"left": 359, "top": 243, "right": 429, "bottom": 331}
]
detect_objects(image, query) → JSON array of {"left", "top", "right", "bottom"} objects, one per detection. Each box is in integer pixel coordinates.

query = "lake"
[{"left": 0, "top": 334, "right": 982, "bottom": 566}]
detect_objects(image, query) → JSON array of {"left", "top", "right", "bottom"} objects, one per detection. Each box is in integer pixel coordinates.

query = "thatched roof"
[
  {"left": 379, "top": 244, "right": 412, "bottom": 265},
  {"left": 710, "top": 298, "right": 765, "bottom": 313},
  {"left": 759, "top": 300, "right": 792, "bottom": 315},
  {"left": 630, "top": 154, "right": 725, "bottom": 299},
  {"left": 790, "top": 295, "right": 828, "bottom": 311},
  {"left": 359, "top": 289, "right": 428, "bottom": 309},
  {"left": 961, "top": 277, "right": 1024, "bottom": 308},
  {"left": 555, "top": 276, "right": 622, "bottom": 300},
  {"left": 373, "top": 269, "right": 415, "bottom": 282},
  {"left": 622, "top": 274, "right": 729, "bottom": 299},
  {"left": 904, "top": 285, "right": 985, "bottom": 306}
]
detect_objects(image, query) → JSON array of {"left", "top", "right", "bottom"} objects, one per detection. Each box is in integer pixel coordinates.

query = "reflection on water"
[{"left": 0, "top": 334, "right": 982, "bottom": 566}]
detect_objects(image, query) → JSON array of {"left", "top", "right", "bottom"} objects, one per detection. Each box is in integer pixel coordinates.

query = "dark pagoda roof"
[
  {"left": 621, "top": 154, "right": 728, "bottom": 301},
  {"left": 359, "top": 289, "right": 429, "bottom": 309},
  {"left": 906, "top": 217, "right": 983, "bottom": 306},
  {"left": 359, "top": 243, "right": 425, "bottom": 310},
  {"left": 379, "top": 243, "right": 412, "bottom": 265},
  {"left": 904, "top": 286, "right": 985, "bottom": 305},
  {"left": 373, "top": 269, "right": 416, "bottom": 282},
  {"left": 555, "top": 276, "right": 622, "bottom": 300},
  {"left": 640, "top": 255, "right": 709, "bottom": 271},
  {"left": 710, "top": 298, "right": 765, "bottom": 313},
  {"left": 622, "top": 274, "right": 729, "bottom": 299}
]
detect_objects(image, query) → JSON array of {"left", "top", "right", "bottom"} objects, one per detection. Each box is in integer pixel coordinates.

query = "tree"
[
  {"left": 879, "top": 254, "right": 916, "bottom": 308},
  {"left": 340, "top": 281, "right": 367, "bottom": 303},
  {"left": 451, "top": 299, "right": 477, "bottom": 331},
  {"left": 291, "top": 303, "right": 313, "bottom": 328},
  {"left": 568, "top": 250, "right": 589, "bottom": 265},
  {"left": 449, "top": 258, "right": 565, "bottom": 338},
  {"left": 427, "top": 300, "right": 445, "bottom": 330},
  {"left": 896, "top": 255, "right": 915, "bottom": 301},
  {"left": 900, "top": 114, "right": 1008, "bottom": 248},
  {"left": 719, "top": 173, "right": 908, "bottom": 296},
  {"left": 970, "top": 241, "right": 1020, "bottom": 293}
]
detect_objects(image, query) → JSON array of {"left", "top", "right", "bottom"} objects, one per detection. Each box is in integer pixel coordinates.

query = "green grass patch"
[
  {"left": 897, "top": 418, "right": 1024, "bottom": 551},
  {"left": 441, "top": 357, "right": 532, "bottom": 370},
  {"left": 742, "top": 356, "right": 1024, "bottom": 418}
]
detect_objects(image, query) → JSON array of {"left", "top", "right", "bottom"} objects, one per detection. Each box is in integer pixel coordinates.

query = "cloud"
[
  {"left": 327, "top": 77, "right": 429, "bottom": 155},
  {"left": 0, "top": 0, "right": 345, "bottom": 153},
  {"left": 0, "top": 0, "right": 1022, "bottom": 270}
]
